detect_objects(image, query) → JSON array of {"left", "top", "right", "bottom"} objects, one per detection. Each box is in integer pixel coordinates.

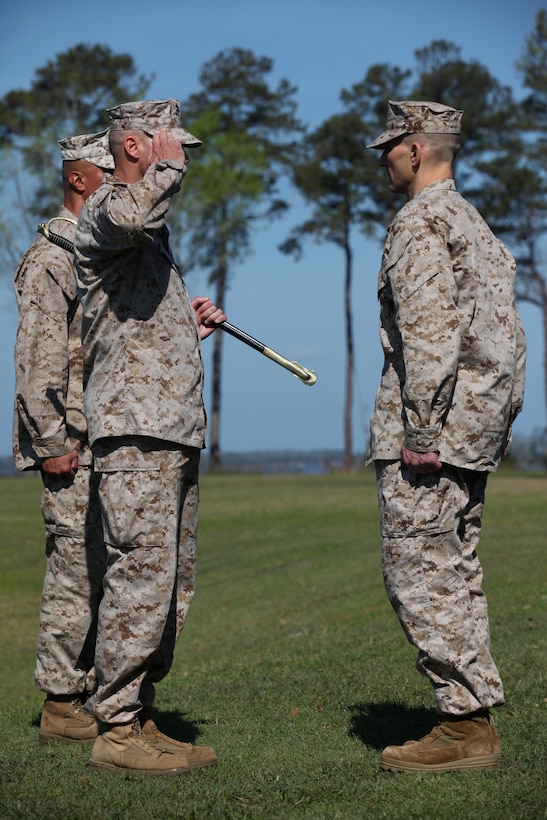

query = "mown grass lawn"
[{"left": 0, "top": 468, "right": 545, "bottom": 819}]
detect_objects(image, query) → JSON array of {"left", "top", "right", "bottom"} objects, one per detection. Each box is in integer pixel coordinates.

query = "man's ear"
[
  {"left": 124, "top": 133, "right": 142, "bottom": 160},
  {"left": 67, "top": 170, "right": 85, "bottom": 193},
  {"left": 409, "top": 140, "right": 422, "bottom": 170}
]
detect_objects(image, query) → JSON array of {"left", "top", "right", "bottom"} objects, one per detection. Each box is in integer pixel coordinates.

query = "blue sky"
[{"left": 0, "top": 0, "right": 545, "bottom": 457}]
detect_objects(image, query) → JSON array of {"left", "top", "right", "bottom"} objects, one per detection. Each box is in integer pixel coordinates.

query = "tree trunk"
[
  {"left": 542, "top": 284, "right": 547, "bottom": 430},
  {"left": 343, "top": 238, "right": 354, "bottom": 473},
  {"left": 208, "top": 260, "right": 228, "bottom": 473},
  {"left": 519, "top": 259, "right": 547, "bottom": 432}
]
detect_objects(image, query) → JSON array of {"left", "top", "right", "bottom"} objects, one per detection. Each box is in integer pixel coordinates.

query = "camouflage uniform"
[
  {"left": 13, "top": 209, "right": 105, "bottom": 696},
  {"left": 75, "top": 141, "right": 206, "bottom": 724},
  {"left": 368, "top": 179, "right": 526, "bottom": 715}
]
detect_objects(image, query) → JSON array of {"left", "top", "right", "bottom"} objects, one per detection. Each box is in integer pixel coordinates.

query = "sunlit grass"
[{"left": 0, "top": 470, "right": 545, "bottom": 818}]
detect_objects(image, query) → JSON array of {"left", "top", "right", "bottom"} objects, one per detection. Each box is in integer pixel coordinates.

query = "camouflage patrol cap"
[
  {"left": 58, "top": 129, "right": 114, "bottom": 169},
  {"left": 367, "top": 100, "right": 463, "bottom": 149},
  {"left": 107, "top": 98, "right": 202, "bottom": 146}
]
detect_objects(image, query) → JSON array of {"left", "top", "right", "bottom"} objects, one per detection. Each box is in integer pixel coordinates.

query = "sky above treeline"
[{"left": 0, "top": 1, "right": 545, "bottom": 457}]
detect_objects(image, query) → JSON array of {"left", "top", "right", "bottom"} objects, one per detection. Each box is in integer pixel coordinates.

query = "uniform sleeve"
[
  {"left": 510, "top": 311, "right": 526, "bottom": 424},
  {"left": 14, "top": 246, "right": 76, "bottom": 460},
  {"left": 82, "top": 160, "right": 186, "bottom": 254},
  {"left": 388, "top": 223, "right": 461, "bottom": 453}
]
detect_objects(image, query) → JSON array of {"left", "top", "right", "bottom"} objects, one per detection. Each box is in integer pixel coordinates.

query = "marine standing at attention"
[
  {"left": 13, "top": 131, "right": 113, "bottom": 744},
  {"left": 366, "top": 100, "right": 526, "bottom": 773}
]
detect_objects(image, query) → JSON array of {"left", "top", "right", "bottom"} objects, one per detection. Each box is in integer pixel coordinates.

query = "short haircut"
[
  {"left": 108, "top": 128, "right": 149, "bottom": 160},
  {"left": 403, "top": 132, "right": 461, "bottom": 162}
]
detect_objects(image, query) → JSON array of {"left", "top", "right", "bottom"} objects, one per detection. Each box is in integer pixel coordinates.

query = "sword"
[{"left": 37, "top": 219, "right": 318, "bottom": 387}]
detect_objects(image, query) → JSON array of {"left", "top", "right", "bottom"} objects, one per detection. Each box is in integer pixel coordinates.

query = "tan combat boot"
[
  {"left": 139, "top": 709, "right": 217, "bottom": 768},
  {"left": 89, "top": 719, "right": 196, "bottom": 775},
  {"left": 39, "top": 697, "right": 99, "bottom": 744},
  {"left": 380, "top": 712, "right": 502, "bottom": 773}
]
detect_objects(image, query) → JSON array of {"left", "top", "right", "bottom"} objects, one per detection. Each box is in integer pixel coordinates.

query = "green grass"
[{"left": 0, "top": 469, "right": 545, "bottom": 819}]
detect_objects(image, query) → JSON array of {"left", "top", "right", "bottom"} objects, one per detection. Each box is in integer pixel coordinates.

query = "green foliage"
[
  {"left": 480, "top": 10, "right": 547, "bottom": 418},
  {"left": 284, "top": 39, "right": 522, "bottom": 260},
  {"left": 174, "top": 107, "right": 276, "bottom": 282},
  {"left": 280, "top": 112, "right": 375, "bottom": 255},
  {"left": 411, "top": 40, "right": 517, "bottom": 159},
  {"left": 0, "top": 471, "right": 545, "bottom": 818},
  {"left": 182, "top": 48, "right": 301, "bottom": 155},
  {"left": 284, "top": 62, "right": 410, "bottom": 257},
  {"left": 0, "top": 43, "right": 152, "bottom": 242},
  {"left": 278, "top": 64, "right": 410, "bottom": 472},
  {"left": 2, "top": 22, "right": 547, "bottom": 466},
  {"left": 176, "top": 48, "right": 302, "bottom": 287},
  {"left": 281, "top": 29, "right": 547, "bottom": 470},
  {"left": 517, "top": 8, "right": 547, "bottom": 115},
  {"left": 0, "top": 44, "right": 150, "bottom": 142},
  {"left": 175, "top": 48, "right": 303, "bottom": 470}
]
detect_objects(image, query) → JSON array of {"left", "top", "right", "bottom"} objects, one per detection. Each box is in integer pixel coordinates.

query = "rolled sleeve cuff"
[
  {"left": 404, "top": 425, "right": 440, "bottom": 453},
  {"left": 34, "top": 432, "right": 74, "bottom": 460}
]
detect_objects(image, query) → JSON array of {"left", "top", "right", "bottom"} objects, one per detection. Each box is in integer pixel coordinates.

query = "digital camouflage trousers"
[
  {"left": 375, "top": 460, "right": 505, "bottom": 715},
  {"left": 85, "top": 438, "right": 200, "bottom": 725},
  {"left": 36, "top": 459, "right": 105, "bottom": 696}
]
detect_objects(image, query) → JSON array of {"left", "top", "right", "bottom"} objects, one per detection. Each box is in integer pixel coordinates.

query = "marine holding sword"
[
  {"left": 17, "top": 95, "right": 316, "bottom": 775},
  {"left": 72, "top": 99, "right": 226, "bottom": 775}
]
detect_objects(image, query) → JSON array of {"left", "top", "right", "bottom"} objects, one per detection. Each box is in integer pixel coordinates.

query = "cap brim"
[
  {"left": 89, "top": 156, "right": 115, "bottom": 171},
  {"left": 172, "top": 128, "right": 202, "bottom": 147},
  {"left": 143, "top": 127, "right": 202, "bottom": 147},
  {"left": 366, "top": 128, "right": 407, "bottom": 149}
]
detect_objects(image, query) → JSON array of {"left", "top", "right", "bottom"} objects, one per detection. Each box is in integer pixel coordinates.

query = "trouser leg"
[
  {"left": 140, "top": 451, "right": 199, "bottom": 709},
  {"left": 88, "top": 442, "right": 198, "bottom": 725},
  {"left": 375, "top": 460, "right": 504, "bottom": 715},
  {"left": 35, "top": 464, "right": 105, "bottom": 696}
]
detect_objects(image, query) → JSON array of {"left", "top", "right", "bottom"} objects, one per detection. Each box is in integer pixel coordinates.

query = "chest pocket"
[
  {"left": 378, "top": 227, "right": 412, "bottom": 294},
  {"left": 380, "top": 225, "right": 447, "bottom": 304}
]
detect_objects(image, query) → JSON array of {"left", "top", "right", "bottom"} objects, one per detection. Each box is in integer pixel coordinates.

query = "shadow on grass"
[
  {"left": 348, "top": 700, "right": 438, "bottom": 750},
  {"left": 147, "top": 709, "right": 209, "bottom": 744}
]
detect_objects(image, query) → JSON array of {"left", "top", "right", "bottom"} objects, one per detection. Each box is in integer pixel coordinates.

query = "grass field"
[{"left": 0, "top": 468, "right": 545, "bottom": 819}]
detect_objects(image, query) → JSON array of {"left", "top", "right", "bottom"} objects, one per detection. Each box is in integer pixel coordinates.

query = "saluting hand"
[{"left": 149, "top": 129, "right": 187, "bottom": 166}]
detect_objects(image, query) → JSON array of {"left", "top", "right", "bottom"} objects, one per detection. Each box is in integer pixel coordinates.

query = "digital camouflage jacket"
[{"left": 368, "top": 179, "right": 526, "bottom": 471}]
